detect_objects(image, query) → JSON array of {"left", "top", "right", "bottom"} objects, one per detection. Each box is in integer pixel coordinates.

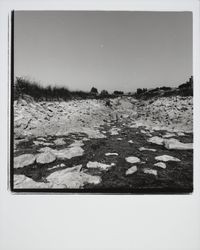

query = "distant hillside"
[{"left": 134, "top": 76, "right": 193, "bottom": 100}]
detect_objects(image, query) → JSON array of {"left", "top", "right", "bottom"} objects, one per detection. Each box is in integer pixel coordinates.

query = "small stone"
[
  {"left": 155, "top": 155, "right": 181, "bottom": 162},
  {"left": 139, "top": 147, "right": 156, "bottom": 152},
  {"left": 154, "top": 162, "right": 166, "bottom": 169},
  {"left": 60, "top": 163, "right": 66, "bottom": 167},
  {"left": 105, "top": 153, "right": 118, "bottom": 156},
  {"left": 14, "top": 154, "right": 36, "bottom": 169},
  {"left": 128, "top": 140, "right": 133, "bottom": 144},
  {"left": 86, "top": 161, "right": 112, "bottom": 171},
  {"left": 126, "top": 166, "right": 137, "bottom": 175},
  {"left": 125, "top": 156, "right": 140, "bottom": 164},
  {"left": 143, "top": 168, "right": 157, "bottom": 176}
]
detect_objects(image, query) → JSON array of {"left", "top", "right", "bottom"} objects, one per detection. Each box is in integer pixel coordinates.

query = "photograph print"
[{"left": 11, "top": 11, "right": 193, "bottom": 193}]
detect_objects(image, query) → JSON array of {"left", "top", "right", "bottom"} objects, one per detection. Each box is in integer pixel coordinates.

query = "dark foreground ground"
[{"left": 13, "top": 120, "right": 193, "bottom": 194}]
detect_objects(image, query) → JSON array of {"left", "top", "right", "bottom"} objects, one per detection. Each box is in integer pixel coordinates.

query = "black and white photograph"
[{"left": 12, "top": 10, "right": 193, "bottom": 193}]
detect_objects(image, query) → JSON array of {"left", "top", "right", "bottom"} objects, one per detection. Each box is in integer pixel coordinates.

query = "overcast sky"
[{"left": 14, "top": 11, "right": 192, "bottom": 92}]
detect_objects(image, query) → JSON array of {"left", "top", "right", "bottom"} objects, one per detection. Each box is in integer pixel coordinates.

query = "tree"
[
  {"left": 100, "top": 90, "right": 109, "bottom": 97},
  {"left": 90, "top": 87, "right": 98, "bottom": 94}
]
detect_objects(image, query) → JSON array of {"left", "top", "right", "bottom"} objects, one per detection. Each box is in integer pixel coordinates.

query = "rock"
[
  {"left": 38, "top": 147, "right": 52, "bottom": 152},
  {"left": 126, "top": 166, "right": 137, "bottom": 175},
  {"left": 154, "top": 162, "right": 166, "bottom": 169},
  {"left": 147, "top": 136, "right": 164, "bottom": 145},
  {"left": 36, "top": 151, "right": 56, "bottom": 164},
  {"left": 54, "top": 138, "right": 66, "bottom": 145},
  {"left": 143, "top": 168, "right": 157, "bottom": 176},
  {"left": 55, "top": 146, "right": 84, "bottom": 159},
  {"left": 60, "top": 163, "right": 66, "bottom": 167},
  {"left": 163, "top": 133, "right": 176, "bottom": 138},
  {"left": 14, "top": 154, "right": 36, "bottom": 169},
  {"left": 128, "top": 140, "right": 133, "bottom": 143},
  {"left": 155, "top": 155, "right": 181, "bottom": 162},
  {"left": 86, "top": 161, "right": 113, "bottom": 171},
  {"left": 117, "top": 138, "right": 122, "bottom": 140},
  {"left": 69, "top": 140, "right": 84, "bottom": 147},
  {"left": 14, "top": 174, "right": 51, "bottom": 188},
  {"left": 105, "top": 153, "right": 118, "bottom": 156},
  {"left": 177, "top": 132, "right": 185, "bottom": 136},
  {"left": 139, "top": 147, "right": 156, "bottom": 152},
  {"left": 164, "top": 138, "right": 193, "bottom": 150},
  {"left": 33, "top": 141, "right": 53, "bottom": 146},
  {"left": 47, "top": 165, "right": 101, "bottom": 188},
  {"left": 125, "top": 156, "right": 140, "bottom": 164}
]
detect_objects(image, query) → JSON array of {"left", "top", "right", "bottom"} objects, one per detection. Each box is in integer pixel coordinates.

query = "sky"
[{"left": 14, "top": 11, "right": 192, "bottom": 92}]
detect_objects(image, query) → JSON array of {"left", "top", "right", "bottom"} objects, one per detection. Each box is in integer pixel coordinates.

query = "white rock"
[
  {"left": 47, "top": 165, "right": 101, "bottom": 188},
  {"left": 14, "top": 154, "right": 36, "bottom": 169},
  {"left": 147, "top": 136, "right": 164, "bottom": 145},
  {"left": 128, "top": 140, "right": 133, "bottom": 144},
  {"left": 36, "top": 151, "right": 56, "bottom": 164},
  {"left": 86, "top": 161, "right": 113, "bottom": 171},
  {"left": 139, "top": 147, "right": 156, "bottom": 152},
  {"left": 177, "top": 132, "right": 185, "bottom": 136},
  {"left": 38, "top": 145, "right": 84, "bottom": 159},
  {"left": 125, "top": 156, "right": 140, "bottom": 164},
  {"left": 69, "top": 140, "right": 84, "bottom": 147},
  {"left": 117, "top": 138, "right": 122, "bottom": 140},
  {"left": 54, "top": 138, "right": 66, "bottom": 145},
  {"left": 154, "top": 162, "right": 167, "bottom": 169},
  {"left": 55, "top": 146, "right": 84, "bottom": 159},
  {"left": 155, "top": 155, "right": 181, "bottom": 162},
  {"left": 143, "top": 168, "right": 157, "bottom": 176},
  {"left": 14, "top": 174, "right": 51, "bottom": 188},
  {"left": 164, "top": 138, "right": 193, "bottom": 150},
  {"left": 163, "top": 133, "right": 176, "bottom": 138},
  {"left": 105, "top": 153, "right": 118, "bottom": 156},
  {"left": 33, "top": 141, "right": 53, "bottom": 146},
  {"left": 126, "top": 166, "right": 137, "bottom": 175}
]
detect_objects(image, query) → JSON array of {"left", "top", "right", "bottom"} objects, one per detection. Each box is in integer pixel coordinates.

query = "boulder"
[
  {"left": 14, "top": 154, "right": 36, "bottom": 169},
  {"left": 47, "top": 165, "right": 101, "bottom": 188},
  {"left": 164, "top": 138, "right": 193, "bottom": 150},
  {"left": 36, "top": 152, "right": 56, "bottom": 164}
]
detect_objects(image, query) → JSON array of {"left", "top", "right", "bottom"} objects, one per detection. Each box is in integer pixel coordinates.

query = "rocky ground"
[{"left": 13, "top": 95, "right": 193, "bottom": 193}]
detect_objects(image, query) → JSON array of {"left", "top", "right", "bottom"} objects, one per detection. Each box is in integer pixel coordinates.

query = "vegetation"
[{"left": 14, "top": 77, "right": 93, "bottom": 101}]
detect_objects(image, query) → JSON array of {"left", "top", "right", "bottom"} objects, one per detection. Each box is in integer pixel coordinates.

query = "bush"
[
  {"left": 14, "top": 77, "right": 90, "bottom": 101},
  {"left": 113, "top": 90, "right": 124, "bottom": 95}
]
